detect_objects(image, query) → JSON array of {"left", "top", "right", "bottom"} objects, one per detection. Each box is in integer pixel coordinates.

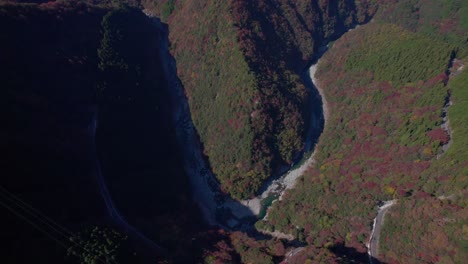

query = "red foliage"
[
  {"left": 427, "top": 128, "right": 449, "bottom": 144},
  {"left": 426, "top": 73, "right": 448, "bottom": 86},
  {"left": 364, "top": 181, "right": 378, "bottom": 189},
  {"left": 371, "top": 126, "right": 387, "bottom": 136},
  {"left": 414, "top": 191, "right": 431, "bottom": 199}
]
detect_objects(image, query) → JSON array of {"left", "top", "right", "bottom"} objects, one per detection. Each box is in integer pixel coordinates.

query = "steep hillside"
[
  {"left": 262, "top": 2, "right": 467, "bottom": 262},
  {"left": 4, "top": 1, "right": 467, "bottom": 263},
  {"left": 377, "top": 0, "right": 468, "bottom": 56},
  {"left": 379, "top": 65, "right": 468, "bottom": 263},
  {"left": 0, "top": 2, "right": 203, "bottom": 263},
  {"left": 145, "top": 0, "right": 377, "bottom": 199}
]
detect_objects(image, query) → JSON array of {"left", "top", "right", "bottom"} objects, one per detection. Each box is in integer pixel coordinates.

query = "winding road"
[
  {"left": 149, "top": 12, "right": 399, "bottom": 263},
  {"left": 282, "top": 247, "right": 305, "bottom": 263},
  {"left": 89, "top": 109, "right": 167, "bottom": 257},
  {"left": 367, "top": 200, "right": 396, "bottom": 263}
]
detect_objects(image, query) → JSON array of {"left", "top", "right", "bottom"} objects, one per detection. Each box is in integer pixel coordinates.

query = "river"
[
  {"left": 158, "top": 19, "right": 329, "bottom": 229},
  {"left": 146, "top": 11, "right": 368, "bottom": 231}
]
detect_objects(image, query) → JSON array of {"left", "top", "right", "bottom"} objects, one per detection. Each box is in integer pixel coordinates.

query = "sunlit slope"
[{"left": 263, "top": 22, "right": 462, "bottom": 258}]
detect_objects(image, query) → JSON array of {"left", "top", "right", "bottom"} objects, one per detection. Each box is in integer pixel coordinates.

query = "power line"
[
  {"left": 0, "top": 185, "right": 73, "bottom": 239},
  {"left": 0, "top": 198, "right": 70, "bottom": 249},
  {"left": 0, "top": 185, "right": 114, "bottom": 264}
]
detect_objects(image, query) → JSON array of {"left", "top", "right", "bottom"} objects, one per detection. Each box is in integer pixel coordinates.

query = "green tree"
[
  {"left": 97, "top": 6, "right": 154, "bottom": 103},
  {"left": 68, "top": 226, "right": 139, "bottom": 264},
  {"left": 161, "top": 0, "right": 175, "bottom": 21}
]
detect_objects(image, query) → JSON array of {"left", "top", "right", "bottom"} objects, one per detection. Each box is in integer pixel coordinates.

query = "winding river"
[
  {"left": 142, "top": 14, "right": 376, "bottom": 239},
  {"left": 88, "top": 12, "right": 414, "bottom": 262},
  {"left": 157, "top": 14, "right": 330, "bottom": 228}
]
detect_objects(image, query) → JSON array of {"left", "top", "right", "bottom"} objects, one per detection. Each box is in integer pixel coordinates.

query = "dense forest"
[
  {"left": 259, "top": 1, "right": 468, "bottom": 263},
  {"left": 1, "top": 0, "right": 467, "bottom": 263},
  {"left": 145, "top": 0, "right": 377, "bottom": 199}
]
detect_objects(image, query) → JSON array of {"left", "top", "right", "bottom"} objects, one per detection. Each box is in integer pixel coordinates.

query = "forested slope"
[
  {"left": 379, "top": 68, "right": 468, "bottom": 264},
  {"left": 377, "top": 0, "right": 468, "bottom": 56},
  {"left": 3, "top": 0, "right": 467, "bottom": 263},
  {"left": 261, "top": 1, "right": 468, "bottom": 263},
  {"left": 145, "top": 0, "right": 376, "bottom": 199}
]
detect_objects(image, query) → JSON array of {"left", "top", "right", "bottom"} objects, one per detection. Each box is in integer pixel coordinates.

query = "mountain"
[
  {"left": 260, "top": 1, "right": 468, "bottom": 263},
  {"left": 147, "top": 0, "right": 467, "bottom": 262},
  {"left": 145, "top": 0, "right": 377, "bottom": 199},
  {"left": 1, "top": 0, "right": 467, "bottom": 263}
]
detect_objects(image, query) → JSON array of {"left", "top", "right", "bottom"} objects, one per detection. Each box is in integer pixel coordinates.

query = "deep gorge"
[{"left": 2, "top": 1, "right": 467, "bottom": 263}]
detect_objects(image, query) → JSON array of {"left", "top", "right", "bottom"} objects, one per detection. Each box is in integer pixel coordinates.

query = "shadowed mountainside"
[{"left": 0, "top": 2, "right": 204, "bottom": 263}]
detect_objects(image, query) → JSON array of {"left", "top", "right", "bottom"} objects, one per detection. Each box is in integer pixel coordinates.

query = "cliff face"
[
  {"left": 0, "top": 2, "right": 201, "bottom": 262},
  {"left": 146, "top": 0, "right": 377, "bottom": 199}
]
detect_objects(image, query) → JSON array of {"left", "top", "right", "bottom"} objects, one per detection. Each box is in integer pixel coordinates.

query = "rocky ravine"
[
  {"left": 437, "top": 58, "right": 465, "bottom": 159},
  {"left": 148, "top": 6, "right": 365, "bottom": 231},
  {"left": 162, "top": 30, "right": 326, "bottom": 228},
  {"left": 256, "top": 59, "right": 329, "bottom": 222},
  {"left": 153, "top": 8, "right": 348, "bottom": 228},
  {"left": 217, "top": 52, "right": 330, "bottom": 226}
]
